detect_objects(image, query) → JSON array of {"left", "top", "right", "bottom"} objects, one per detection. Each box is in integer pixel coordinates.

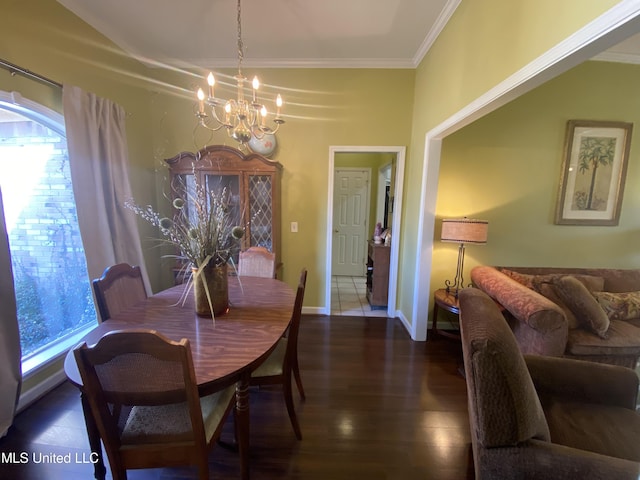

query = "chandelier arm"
[
  {"left": 269, "top": 122, "right": 283, "bottom": 134},
  {"left": 207, "top": 104, "right": 232, "bottom": 128},
  {"left": 198, "top": 116, "right": 225, "bottom": 132}
]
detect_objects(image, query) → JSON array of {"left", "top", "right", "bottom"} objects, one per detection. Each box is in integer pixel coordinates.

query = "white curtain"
[
  {"left": 62, "top": 85, "right": 150, "bottom": 291},
  {"left": 0, "top": 187, "right": 22, "bottom": 437}
]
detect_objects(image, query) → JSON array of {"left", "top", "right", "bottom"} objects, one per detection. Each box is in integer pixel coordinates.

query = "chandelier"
[{"left": 196, "top": 0, "right": 285, "bottom": 149}]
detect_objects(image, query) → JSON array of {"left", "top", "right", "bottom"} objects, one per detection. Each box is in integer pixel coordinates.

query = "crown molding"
[
  {"left": 412, "top": 0, "right": 462, "bottom": 68},
  {"left": 149, "top": 57, "right": 417, "bottom": 70}
]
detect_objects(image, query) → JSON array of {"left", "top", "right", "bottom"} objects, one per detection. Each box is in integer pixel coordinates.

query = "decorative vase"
[{"left": 192, "top": 264, "right": 229, "bottom": 317}]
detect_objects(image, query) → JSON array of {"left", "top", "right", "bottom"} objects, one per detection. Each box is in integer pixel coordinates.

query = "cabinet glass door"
[
  {"left": 205, "top": 174, "right": 241, "bottom": 227},
  {"left": 248, "top": 175, "right": 273, "bottom": 250}
]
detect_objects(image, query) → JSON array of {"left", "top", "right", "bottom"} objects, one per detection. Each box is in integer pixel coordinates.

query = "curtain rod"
[{"left": 0, "top": 58, "right": 62, "bottom": 89}]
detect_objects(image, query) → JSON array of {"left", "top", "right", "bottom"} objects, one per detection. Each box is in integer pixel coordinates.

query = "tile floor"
[{"left": 330, "top": 276, "right": 389, "bottom": 317}]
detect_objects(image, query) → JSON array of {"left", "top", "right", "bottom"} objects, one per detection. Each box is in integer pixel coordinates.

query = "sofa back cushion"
[
  {"left": 500, "top": 269, "right": 605, "bottom": 293},
  {"left": 499, "top": 267, "right": 640, "bottom": 293}
]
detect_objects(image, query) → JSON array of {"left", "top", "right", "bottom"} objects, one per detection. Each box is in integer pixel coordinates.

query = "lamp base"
[{"left": 444, "top": 243, "right": 466, "bottom": 299}]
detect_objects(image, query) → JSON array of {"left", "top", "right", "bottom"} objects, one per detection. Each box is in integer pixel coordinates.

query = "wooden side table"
[{"left": 431, "top": 288, "right": 461, "bottom": 340}]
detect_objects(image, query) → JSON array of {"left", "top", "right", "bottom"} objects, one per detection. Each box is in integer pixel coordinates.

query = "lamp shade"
[{"left": 441, "top": 218, "right": 488, "bottom": 244}]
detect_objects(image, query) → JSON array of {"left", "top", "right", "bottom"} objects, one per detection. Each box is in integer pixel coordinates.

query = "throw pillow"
[
  {"left": 593, "top": 291, "right": 640, "bottom": 321},
  {"left": 553, "top": 276, "right": 610, "bottom": 338},
  {"left": 535, "top": 282, "right": 580, "bottom": 329}
]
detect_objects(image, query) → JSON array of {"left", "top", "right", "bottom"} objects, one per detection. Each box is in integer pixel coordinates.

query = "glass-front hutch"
[{"left": 165, "top": 145, "right": 282, "bottom": 276}]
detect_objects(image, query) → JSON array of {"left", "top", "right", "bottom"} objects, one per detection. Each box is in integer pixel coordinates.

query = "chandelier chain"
[{"left": 236, "top": 0, "right": 244, "bottom": 74}]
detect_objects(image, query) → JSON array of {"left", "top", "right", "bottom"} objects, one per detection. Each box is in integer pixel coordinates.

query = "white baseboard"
[
  {"left": 394, "top": 310, "right": 415, "bottom": 339},
  {"left": 17, "top": 368, "right": 67, "bottom": 413},
  {"left": 302, "top": 306, "right": 327, "bottom": 315}
]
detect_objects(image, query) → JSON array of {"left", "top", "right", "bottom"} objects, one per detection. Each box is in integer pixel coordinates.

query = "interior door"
[{"left": 332, "top": 169, "right": 370, "bottom": 276}]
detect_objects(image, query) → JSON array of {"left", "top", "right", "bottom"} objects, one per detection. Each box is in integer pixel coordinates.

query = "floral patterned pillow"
[{"left": 593, "top": 291, "right": 640, "bottom": 321}]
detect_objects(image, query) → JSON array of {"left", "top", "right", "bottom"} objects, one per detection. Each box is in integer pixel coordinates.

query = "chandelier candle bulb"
[
  {"left": 207, "top": 72, "right": 215, "bottom": 98},
  {"left": 260, "top": 106, "right": 267, "bottom": 126},
  {"left": 197, "top": 88, "right": 205, "bottom": 114},
  {"left": 252, "top": 76, "right": 259, "bottom": 102}
]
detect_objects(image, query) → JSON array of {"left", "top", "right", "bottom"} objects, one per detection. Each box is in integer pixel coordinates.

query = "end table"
[{"left": 431, "top": 288, "right": 461, "bottom": 340}]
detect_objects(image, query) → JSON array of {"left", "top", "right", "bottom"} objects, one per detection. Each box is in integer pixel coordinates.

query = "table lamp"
[{"left": 441, "top": 218, "right": 488, "bottom": 298}]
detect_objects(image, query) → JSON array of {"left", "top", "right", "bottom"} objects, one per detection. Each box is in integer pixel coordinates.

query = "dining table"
[{"left": 64, "top": 274, "right": 296, "bottom": 480}]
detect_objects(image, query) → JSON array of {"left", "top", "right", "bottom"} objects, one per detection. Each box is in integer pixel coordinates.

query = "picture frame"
[{"left": 555, "top": 120, "right": 633, "bottom": 226}]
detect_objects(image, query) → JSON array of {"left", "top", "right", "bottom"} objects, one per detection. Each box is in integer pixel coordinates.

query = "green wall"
[
  {"left": 150, "top": 68, "right": 416, "bottom": 306},
  {"left": 433, "top": 60, "right": 640, "bottom": 289}
]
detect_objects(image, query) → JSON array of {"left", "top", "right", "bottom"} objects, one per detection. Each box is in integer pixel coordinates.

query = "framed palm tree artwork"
[{"left": 555, "top": 120, "right": 633, "bottom": 226}]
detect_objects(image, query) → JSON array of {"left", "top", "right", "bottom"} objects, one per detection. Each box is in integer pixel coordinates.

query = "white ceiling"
[
  {"left": 56, "top": 0, "right": 459, "bottom": 69},
  {"left": 594, "top": 32, "right": 640, "bottom": 64}
]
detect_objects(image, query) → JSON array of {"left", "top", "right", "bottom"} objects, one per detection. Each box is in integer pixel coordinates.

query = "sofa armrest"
[
  {"left": 471, "top": 266, "right": 568, "bottom": 356},
  {"left": 481, "top": 439, "right": 640, "bottom": 480},
  {"left": 525, "top": 354, "right": 639, "bottom": 410},
  {"left": 471, "top": 266, "right": 566, "bottom": 333}
]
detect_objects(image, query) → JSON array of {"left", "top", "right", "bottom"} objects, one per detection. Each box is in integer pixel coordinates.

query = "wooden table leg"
[
  {"left": 235, "top": 373, "right": 251, "bottom": 480},
  {"left": 80, "top": 392, "right": 106, "bottom": 480}
]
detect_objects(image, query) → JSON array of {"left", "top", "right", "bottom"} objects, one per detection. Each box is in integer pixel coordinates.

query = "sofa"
[
  {"left": 470, "top": 265, "right": 640, "bottom": 369},
  {"left": 459, "top": 288, "right": 640, "bottom": 480}
]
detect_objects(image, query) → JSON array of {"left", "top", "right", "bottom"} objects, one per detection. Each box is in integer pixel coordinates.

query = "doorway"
[
  {"left": 331, "top": 168, "right": 370, "bottom": 277},
  {"left": 325, "top": 146, "right": 405, "bottom": 318}
]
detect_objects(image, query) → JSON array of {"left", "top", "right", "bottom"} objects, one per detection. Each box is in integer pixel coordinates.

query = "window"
[{"left": 0, "top": 93, "right": 96, "bottom": 374}]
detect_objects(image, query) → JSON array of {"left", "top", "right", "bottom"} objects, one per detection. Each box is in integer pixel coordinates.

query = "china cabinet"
[{"left": 165, "top": 145, "right": 282, "bottom": 275}]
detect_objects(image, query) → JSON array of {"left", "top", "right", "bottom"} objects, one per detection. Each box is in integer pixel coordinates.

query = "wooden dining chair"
[
  {"left": 238, "top": 246, "right": 276, "bottom": 278},
  {"left": 73, "top": 329, "right": 236, "bottom": 480},
  {"left": 92, "top": 263, "right": 147, "bottom": 321},
  {"left": 250, "top": 268, "right": 307, "bottom": 439}
]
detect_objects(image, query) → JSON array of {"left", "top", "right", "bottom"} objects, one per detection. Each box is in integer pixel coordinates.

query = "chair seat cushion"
[
  {"left": 121, "top": 386, "right": 235, "bottom": 445},
  {"left": 567, "top": 320, "right": 640, "bottom": 356},
  {"left": 251, "top": 338, "right": 287, "bottom": 378},
  {"left": 544, "top": 399, "right": 640, "bottom": 462}
]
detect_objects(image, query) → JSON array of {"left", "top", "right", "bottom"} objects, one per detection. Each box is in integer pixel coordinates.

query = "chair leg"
[
  {"left": 197, "top": 461, "right": 209, "bottom": 480},
  {"left": 112, "top": 465, "right": 128, "bottom": 480},
  {"left": 283, "top": 373, "right": 302, "bottom": 440},
  {"left": 292, "top": 356, "right": 306, "bottom": 401},
  {"left": 217, "top": 406, "right": 239, "bottom": 451}
]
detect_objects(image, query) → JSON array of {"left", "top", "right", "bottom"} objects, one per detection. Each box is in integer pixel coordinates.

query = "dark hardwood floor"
[{"left": 0, "top": 315, "right": 474, "bottom": 480}]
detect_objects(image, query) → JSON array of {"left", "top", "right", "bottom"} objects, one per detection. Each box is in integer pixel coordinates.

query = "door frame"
[
  {"left": 331, "top": 167, "right": 372, "bottom": 277},
  {"left": 325, "top": 146, "right": 406, "bottom": 318}
]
